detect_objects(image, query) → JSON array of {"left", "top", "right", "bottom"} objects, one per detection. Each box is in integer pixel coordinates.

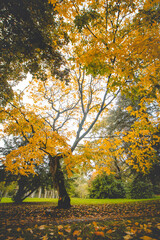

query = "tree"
[
  {"left": 0, "top": 62, "right": 119, "bottom": 207},
  {"left": 0, "top": 136, "right": 54, "bottom": 203},
  {"left": 0, "top": 0, "right": 69, "bottom": 105}
]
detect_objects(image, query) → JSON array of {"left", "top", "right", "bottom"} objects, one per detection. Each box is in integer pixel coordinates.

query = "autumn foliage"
[{"left": 0, "top": 0, "right": 160, "bottom": 197}]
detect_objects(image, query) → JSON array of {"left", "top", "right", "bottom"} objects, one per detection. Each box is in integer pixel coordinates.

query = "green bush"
[
  {"left": 89, "top": 174, "right": 126, "bottom": 199},
  {"left": 130, "top": 176, "right": 154, "bottom": 199},
  {"left": 153, "top": 184, "right": 160, "bottom": 195}
]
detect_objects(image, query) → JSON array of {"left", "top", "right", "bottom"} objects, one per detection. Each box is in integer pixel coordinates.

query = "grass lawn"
[{"left": 1, "top": 195, "right": 160, "bottom": 204}]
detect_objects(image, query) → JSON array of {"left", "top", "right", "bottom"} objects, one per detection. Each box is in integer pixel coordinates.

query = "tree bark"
[{"left": 49, "top": 154, "right": 71, "bottom": 209}]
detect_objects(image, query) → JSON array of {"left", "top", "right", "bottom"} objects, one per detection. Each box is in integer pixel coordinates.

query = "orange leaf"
[
  {"left": 94, "top": 231, "right": 105, "bottom": 237},
  {"left": 106, "top": 229, "right": 113, "bottom": 234},
  {"left": 140, "top": 236, "right": 156, "bottom": 240},
  {"left": 73, "top": 230, "right": 81, "bottom": 236}
]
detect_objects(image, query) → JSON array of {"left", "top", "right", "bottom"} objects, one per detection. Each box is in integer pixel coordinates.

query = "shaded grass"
[{"left": 1, "top": 196, "right": 160, "bottom": 204}]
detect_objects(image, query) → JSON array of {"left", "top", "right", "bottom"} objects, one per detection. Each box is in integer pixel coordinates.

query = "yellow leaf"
[
  {"left": 140, "top": 236, "right": 156, "bottom": 240},
  {"left": 42, "top": 235, "right": 48, "bottom": 240},
  {"left": 58, "top": 225, "right": 63, "bottom": 231},
  {"left": 157, "top": 223, "right": 160, "bottom": 230},
  {"left": 26, "top": 228, "right": 33, "bottom": 234},
  {"left": 124, "top": 235, "right": 133, "bottom": 240},
  {"left": 73, "top": 230, "right": 81, "bottom": 236}
]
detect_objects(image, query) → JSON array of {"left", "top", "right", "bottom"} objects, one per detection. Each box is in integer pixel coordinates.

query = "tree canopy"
[{"left": 1, "top": 0, "right": 69, "bottom": 105}]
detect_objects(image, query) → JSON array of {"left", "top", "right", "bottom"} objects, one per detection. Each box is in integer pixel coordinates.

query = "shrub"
[
  {"left": 130, "top": 176, "right": 154, "bottom": 199},
  {"left": 89, "top": 174, "right": 126, "bottom": 199}
]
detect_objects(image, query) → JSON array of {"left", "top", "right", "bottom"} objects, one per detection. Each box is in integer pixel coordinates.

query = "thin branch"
[{"left": 105, "top": 0, "right": 108, "bottom": 33}]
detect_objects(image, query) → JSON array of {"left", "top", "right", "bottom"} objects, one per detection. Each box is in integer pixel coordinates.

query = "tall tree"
[
  {"left": 0, "top": 0, "right": 69, "bottom": 105},
  {"left": 0, "top": 64, "right": 119, "bottom": 207}
]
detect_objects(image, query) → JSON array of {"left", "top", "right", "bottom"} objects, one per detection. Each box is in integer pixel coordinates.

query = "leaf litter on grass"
[
  {"left": 0, "top": 200, "right": 160, "bottom": 239},
  {"left": 2, "top": 217, "right": 160, "bottom": 240}
]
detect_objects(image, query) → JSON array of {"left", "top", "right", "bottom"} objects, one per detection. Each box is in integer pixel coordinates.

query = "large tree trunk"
[{"left": 49, "top": 154, "right": 71, "bottom": 209}]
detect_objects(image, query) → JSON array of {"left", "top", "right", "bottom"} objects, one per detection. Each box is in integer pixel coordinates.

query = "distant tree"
[{"left": 67, "top": 171, "right": 89, "bottom": 198}]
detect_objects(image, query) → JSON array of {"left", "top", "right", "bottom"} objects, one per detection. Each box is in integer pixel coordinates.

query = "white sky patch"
[{"left": 13, "top": 73, "right": 34, "bottom": 104}]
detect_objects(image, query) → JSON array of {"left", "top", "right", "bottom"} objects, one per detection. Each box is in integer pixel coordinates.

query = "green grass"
[
  {"left": 1, "top": 196, "right": 160, "bottom": 204},
  {"left": 70, "top": 196, "right": 160, "bottom": 205}
]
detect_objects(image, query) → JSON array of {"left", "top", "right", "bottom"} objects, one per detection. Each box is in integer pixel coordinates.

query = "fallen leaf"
[
  {"left": 157, "top": 223, "right": 160, "bottom": 230},
  {"left": 106, "top": 229, "right": 113, "bottom": 234},
  {"left": 123, "top": 235, "right": 133, "bottom": 240},
  {"left": 58, "top": 225, "right": 63, "bottom": 231},
  {"left": 65, "top": 226, "right": 71, "bottom": 233},
  {"left": 26, "top": 228, "right": 33, "bottom": 234},
  {"left": 94, "top": 231, "right": 105, "bottom": 237},
  {"left": 146, "top": 229, "right": 152, "bottom": 234},
  {"left": 39, "top": 225, "right": 46, "bottom": 230},
  {"left": 73, "top": 230, "right": 81, "bottom": 236},
  {"left": 144, "top": 224, "right": 147, "bottom": 231},
  {"left": 49, "top": 232, "right": 54, "bottom": 236},
  {"left": 17, "top": 227, "right": 21, "bottom": 232},
  {"left": 140, "top": 236, "right": 156, "bottom": 240},
  {"left": 92, "top": 221, "right": 97, "bottom": 226},
  {"left": 100, "top": 227, "right": 106, "bottom": 231},
  {"left": 42, "top": 235, "right": 48, "bottom": 240},
  {"left": 126, "top": 228, "right": 137, "bottom": 235}
]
